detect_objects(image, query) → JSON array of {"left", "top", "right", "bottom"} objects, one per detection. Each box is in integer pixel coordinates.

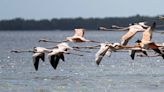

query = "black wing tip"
[
  {"left": 34, "top": 63, "right": 39, "bottom": 71},
  {"left": 50, "top": 63, "right": 58, "bottom": 70},
  {"left": 49, "top": 55, "right": 59, "bottom": 70},
  {"left": 131, "top": 57, "right": 134, "bottom": 60},
  {"left": 96, "top": 62, "right": 100, "bottom": 66},
  {"left": 33, "top": 56, "right": 40, "bottom": 71},
  {"left": 130, "top": 54, "right": 135, "bottom": 60},
  {"left": 34, "top": 67, "right": 38, "bottom": 71},
  {"left": 60, "top": 54, "right": 65, "bottom": 62}
]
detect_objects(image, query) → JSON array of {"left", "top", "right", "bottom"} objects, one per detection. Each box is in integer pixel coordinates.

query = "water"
[{"left": 0, "top": 30, "right": 164, "bottom": 92}]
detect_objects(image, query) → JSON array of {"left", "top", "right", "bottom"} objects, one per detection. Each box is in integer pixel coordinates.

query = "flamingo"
[
  {"left": 39, "top": 28, "right": 101, "bottom": 43},
  {"left": 11, "top": 47, "right": 51, "bottom": 71},
  {"left": 73, "top": 42, "right": 121, "bottom": 65},
  {"left": 129, "top": 22, "right": 164, "bottom": 59},
  {"left": 135, "top": 40, "right": 164, "bottom": 59},
  {"left": 47, "top": 43, "right": 83, "bottom": 69},
  {"left": 121, "top": 22, "right": 148, "bottom": 45},
  {"left": 95, "top": 42, "right": 122, "bottom": 65},
  {"left": 32, "top": 47, "right": 52, "bottom": 70}
]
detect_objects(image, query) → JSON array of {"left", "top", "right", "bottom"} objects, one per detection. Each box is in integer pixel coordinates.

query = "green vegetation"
[{"left": 0, "top": 15, "right": 164, "bottom": 30}]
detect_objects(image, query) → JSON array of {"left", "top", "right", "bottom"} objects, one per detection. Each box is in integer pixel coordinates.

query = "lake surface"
[{"left": 0, "top": 30, "right": 164, "bottom": 92}]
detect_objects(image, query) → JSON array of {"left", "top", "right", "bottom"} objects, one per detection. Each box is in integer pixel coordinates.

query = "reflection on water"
[{"left": 0, "top": 30, "right": 164, "bottom": 92}]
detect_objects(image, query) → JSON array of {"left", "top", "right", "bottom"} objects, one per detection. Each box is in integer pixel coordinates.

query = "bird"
[
  {"left": 130, "top": 22, "right": 164, "bottom": 59},
  {"left": 11, "top": 47, "right": 52, "bottom": 71},
  {"left": 121, "top": 22, "right": 148, "bottom": 45},
  {"left": 47, "top": 42, "right": 83, "bottom": 69},
  {"left": 32, "top": 47, "right": 52, "bottom": 70},
  {"left": 39, "top": 28, "right": 101, "bottom": 43},
  {"left": 95, "top": 42, "right": 121, "bottom": 65},
  {"left": 71, "top": 42, "right": 121, "bottom": 65},
  {"left": 136, "top": 40, "right": 164, "bottom": 59},
  {"left": 95, "top": 43, "right": 112, "bottom": 65}
]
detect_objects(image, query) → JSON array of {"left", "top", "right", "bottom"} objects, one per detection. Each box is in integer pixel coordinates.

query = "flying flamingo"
[
  {"left": 98, "top": 22, "right": 149, "bottom": 45},
  {"left": 39, "top": 28, "right": 101, "bottom": 43},
  {"left": 73, "top": 42, "right": 121, "bottom": 65},
  {"left": 129, "top": 22, "right": 164, "bottom": 59},
  {"left": 120, "top": 22, "right": 148, "bottom": 45},
  {"left": 47, "top": 42, "right": 84, "bottom": 69},
  {"left": 11, "top": 47, "right": 51, "bottom": 71},
  {"left": 95, "top": 43, "right": 121, "bottom": 65}
]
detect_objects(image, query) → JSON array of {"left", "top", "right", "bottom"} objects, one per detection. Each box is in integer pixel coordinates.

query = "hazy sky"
[{"left": 0, "top": 0, "right": 164, "bottom": 19}]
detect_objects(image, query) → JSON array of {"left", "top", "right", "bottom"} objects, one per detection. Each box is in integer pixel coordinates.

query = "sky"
[{"left": 0, "top": 0, "right": 164, "bottom": 20}]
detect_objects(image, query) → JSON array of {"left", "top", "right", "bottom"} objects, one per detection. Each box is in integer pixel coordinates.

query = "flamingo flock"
[{"left": 11, "top": 18, "right": 164, "bottom": 71}]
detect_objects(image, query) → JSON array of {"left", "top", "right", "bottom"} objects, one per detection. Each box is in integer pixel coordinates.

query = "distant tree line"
[{"left": 0, "top": 15, "right": 164, "bottom": 31}]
